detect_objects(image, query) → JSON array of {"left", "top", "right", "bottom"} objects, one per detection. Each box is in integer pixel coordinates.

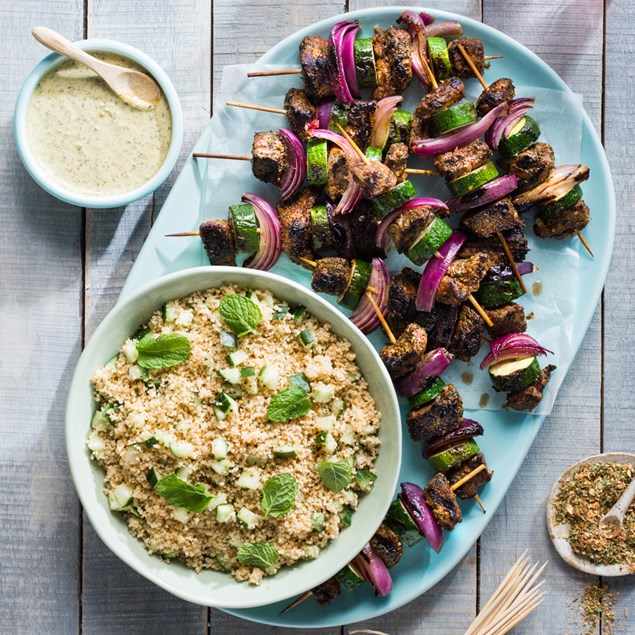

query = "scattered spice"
[
  {"left": 581, "top": 583, "right": 617, "bottom": 635},
  {"left": 553, "top": 462, "right": 635, "bottom": 565}
]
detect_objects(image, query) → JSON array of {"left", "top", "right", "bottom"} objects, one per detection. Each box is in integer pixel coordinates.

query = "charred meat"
[
  {"left": 284, "top": 88, "right": 317, "bottom": 142},
  {"left": 424, "top": 473, "right": 462, "bottom": 531},
  {"left": 534, "top": 199, "right": 591, "bottom": 239},
  {"left": 372, "top": 26, "right": 413, "bottom": 100},
  {"left": 251, "top": 131, "right": 287, "bottom": 187},
  {"left": 325, "top": 147, "right": 350, "bottom": 201},
  {"left": 436, "top": 253, "right": 491, "bottom": 306},
  {"left": 411, "top": 77, "right": 464, "bottom": 140},
  {"left": 486, "top": 303, "right": 527, "bottom": 338},
  {"left": 351, "top": 161, "right": 397, "bottom": 199},
  {"left": 311, "top": 257, "right": 351, "bottom": 296},
  {"left": 476, "top": 77, "right": 515, "bottom": 117},
  {"left": 384, "top": 142, "right": 409, "bottom": 183},
  {"left": 459, "top": 227, "right": 529, "bottom": 265},
  {"left": 370, "top": 523, "right": 403, "bottom": 569},
  {"left": 432, "top": 139, "right": 493, "bottom": 182},
  {"left": 277, "top": 188, "right": 318, "bottom": 265},
  {"left": 448, "top": 38, "right": 485, "bottom": 78},
  {"left": 460, "top": 197, "right": 524, "bottom": 239},
  {"left": 387, "top": 205, "right": 436, "bottom": 253},
  {"left": 407, "top": 384, "right": 463, "bottom": 441},
  {"left": 300, "top": 36, "right": 334, "bottom": 100},
  {"left": 449, "top": 304, "right": 485, "bottom": 362},
  {"left": 199, "top": 220, "right": 236, "bottom": 266},
  {"left": 312, "top": 577, "right": 341, "bottom": 605},
  {"left": 345, "top": 100, "right": 377, "bottom": 150},
  {"left": 380, "top": 323, "right": 428, "bottom": 380},
  {"left": 386, "top": 267, "right": 422, "bottom": 337},
  {"left": 427, "top": 303, "right": 460, "bottom": 350},
  {"left": 505, "top": 364, "right": 556, "bottom": 412},
  {"left": 446, "top": 452, "right": 493, "bottom": 499},
  {"left": 348, "top": 201, "right": 385, "bottom": 260},
  {"left": 500, "top": 142, "right": 555, "bottom": 193}
]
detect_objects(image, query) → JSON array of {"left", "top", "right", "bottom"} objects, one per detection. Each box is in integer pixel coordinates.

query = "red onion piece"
[
  {"left": 425, "top": 20, "right": 463, "bottom": 37},
  {"left": 327, "top": 202, "right": 355, "bottom": 258},
  {"left": 317, "top": 101, "right": 333, "bottom": 129},
  {"left": 480, "top": 333, "right": 553, "bottom": 370},
  {"left": 485, "top": 98, "right": 535, "bottom": 150},
  {"left": 376, "top": 197, "right": 449, "bottom": 251},
  {"left": 370, "top": 96, "right": 403, "bottom": 149},
  {"left": 350, "top": 258, "right": 390, "bottom": 333},
  {"left": 398, "top": 11, "right": 431, "bottom": 92},
  {"left": 342, "top": 29, "right": 360, "bottom": 98},
  {"left": 335, "top": 177, "right": 363, "bottom": 215},
  {"left": 279, "top": 128, "right": 306, "bottom": 201},
  {"left": 395, "top": 348, "right": 454, "bottom": 397},
  {"left": 241, "top": 193, "right": 282, "bottom": 271},
  {"left": 311, "top": 128, "right": 362, "bottom": 166},
  {"left": 415, "top": 230, "right": 468, "bottom": 312},
  {"left": 329, "top": 21, "right": 360, "bottom": 106},
  {"left": 483, "top": 261, "right": 534, "bottom": 285},
  {"left": 399, "top": 483, "right": 444, "bottom": 553},
  {"left": 411, "top": 102, "right": 508, "bottom": 158},
  {"left": 354, "top": 545, "right": 393, "bottom": 597},
  {"left": 446, "top": 174, "right": 519, "bottom": 213},
  {"left": 513, "top": 164, "right": 590, "bottom": 210},
  {"left": 423, "top": 418, "right": 484, "bottom": 459},
  {"left": 419, "top": 12, "right": 435, "bottom": 25}
]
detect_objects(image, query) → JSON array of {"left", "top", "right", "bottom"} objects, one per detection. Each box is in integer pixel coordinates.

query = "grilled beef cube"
[
  {"left": 345, "top": 100, "right": 377, "bottom": 150},
  {"left": 300, "top": 36, "right": 334, "bottom": 100},
  {"left": 311, "top": 257, "right": 351, "bottom": 296},
  {"left": 372, "top": 26, "right": 413, "bottom": 100},
  {"left": 325, "top": 147, "right": 350, "bottom": 201},
  {"left": 277, "top": 188, "right": 318, "bottom": 265},
  {"left": 407, "top": 384, "right": 463, "bottom": 441},
  {"left": 449, "top": 304, "right": 485, "bottom": 362},
  {"left": 348, "top": 201, "right": 385, "bottom": 260},
  {"left": 379, "top": 323, "right": 428, "bottom": 380},
  {"left": 500, "top": 142, "right": 555, "bottom": 193},
  {"left": 448, "top": 38, "right": 485, "bottom": 78},
  {"left": 386, "top": 267, "right": 421, "bottom": 337},
  {"left": 459, "top": 227, "right": 529, "bottom": 266},
  {"left": 199, "top": 220, "right": 236, "bottom": 266},
  {"left": 460, "top": 198, "right": 524, "bottom": 239},
  {"left": 370, "top": 523, "right": 403, "bottom": 569},
  {"left": 312, "top": 577, "right": 341, "bottom": 605},
  {"left": 284, "top": 88, "right": 317, "bottom": 142},
  {"left": 384, "top": 142, "right": 409, "bottom": 183},
  {"left": 436, "top": 253, "right": 491, "bottom": 306},
  {"left": 388, "top": 205, "right": 436, "bottom": 253},
  {"left": 351, "top": 161, "right": 397, "bottom": 199},
  {"left": 428, "top": 303, "right": 460, "bottom": 350},
  {"left": 446, "top": 452, "right": 493, "bottom": 499},
  {"left": 252, "top": 131, "right": 287, "bottom": 187},
  {"left": 424, "top": 473, "right": 462, "bottom": 531},
  {"left": 476, "top": 77, "right": 515, "bottom": 117},
  {"left": 534, "top": 199, "right": 591, "bottom": 239},
  {"left": 432, "top": 139, "right": 493, "bottom": 183},
  {"left": 487, "top": 303, "right": 527, "bottom": 338},
  {"left": 505, "top": 364, "right": 556, "bottom": 412},
  {"left": 411, "top": 77, "right": 465, "bottom": 140}
]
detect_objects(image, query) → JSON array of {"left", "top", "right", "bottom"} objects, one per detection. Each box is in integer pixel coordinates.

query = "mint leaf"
[
  {"left": 136, "top": 333, "right": 190, "bottom": 370},
  {"left": 318, "top": 460, "right": 352, "bottom": 492},
  {"left": 288, "top": 372, "right": 310, "bottom": 393},
  {"left": 237, "top": 541, "right": 280, "bottom": 570},
  {"left": 155, "top": 474, "right": 213, "bottom": 513},
  {"left": 267, "top": 386, "right": 312, "bottom": 422},
  {"left": 219, "top": 294, "right": 262, "bottom": 337},
  {"left": 261, "top": 473, "right": 297, "bottom": 518}
]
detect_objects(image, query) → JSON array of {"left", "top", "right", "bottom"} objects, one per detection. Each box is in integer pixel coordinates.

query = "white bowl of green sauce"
[{"left": 14, "top": 39, "right": 183, "bottom": 208}]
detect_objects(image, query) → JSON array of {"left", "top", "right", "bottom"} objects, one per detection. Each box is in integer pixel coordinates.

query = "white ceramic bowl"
[
  {"left": 14, "top": 39, "right": 183, "bottom": 208},
  {"left": 66, "top": 267, "right": 402, "bottom": 608}
]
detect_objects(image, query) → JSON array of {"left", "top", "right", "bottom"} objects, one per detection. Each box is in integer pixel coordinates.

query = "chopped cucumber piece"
[
  {"left": 162, "top": 301, "right": 178, "bottom": 322},
  {"left": 273, "top": 445, "right": 297, "bottom": 459},
  {"left": 428, "top": 439, "right": 480, "bottom": 473},
  {"left": 340, "top": 505, "right": 354, "bottom": 527},
  {"left": 121, "top": 340, "right": 139, "bottom": 363},
  {"left": 272, "top": 306, "right": 290, "bottom": 320},
  {"left": 220, "top": 331, "right": 238, "bottom": 348},
  {"left": 289, "top": 372, "right": 310, "bottom": 393},
  {"left": 298, "top": 328, "right": 317, "bottom": 349},
  {"left": 104, "top": 354, "right": 119, "bottom": 369},
  {"left": 331, "top": 397, "right": 346, "bottom": 418},
  {"left": 290, "top": 306, "right": 307, "bottom": 321},
  {"left": 258, "top": 365, "right": 280, "bottom": 391},
  {"left": 214, "top": 392, "right": 238, "bottom": 416},
  {"left": 208, "top": 492, "right": 228, "bottom": 511},
  {"left": 499, "top": 115, "right": 541, "bottom": 156},
  {"left": 229, "top": 202, "right": 260, "bottom": 253},
  {"left": 354, "top": 37, "right": 376, "bottom": 88},
  {"left": 355, "top": 469, "right": 377, "bottom": 492},
  {"left": 312, "top": 382, "right": 335, "bottom": 404},
  {"left": 128, "top": 365, "right": 143, "bottom": 381},
  {"left": 240, "top": 366, "right": 255, "bottom": 377},
  {"left": 406, "top": 216, "right": 452, "bottom": 265},
  {"left": 91, "top": 407, "right": 110, "bottom": 430},
  {"left": 236, "top": 507, "right": 260, "bottom": 529},
  {"left": 427, "top": 36, "right": 451, "bottom": 79},
  {"left": 489, "top": 356, "right": 541, "bottom": 392},
  {"left": 315, "top": 430, "right": 329, "bottom": 446},
  {"left": 131, "top": 326, "right": 152, "bottom": 341},
  {"left": 307, "top": 139, "right": 329, "bottom": 186},
  {"left": 108, "top": 484, "right": 134, "bottom": 511},
  {"left": 324, "top": 433, "right": 337, "bottom": 454},
  {"left": 215, "top": 503, "right": 235, "bottom": 523},
  {"left": 371, "top": 180, "right": 417, "bottom": 217},
  {"left": 210, "top": 459, "right": 230, "bottom": 475},
  {"left": 448, "top": 162, "right": 499, "bottom": 197},
  {"left": 311, "top": 512, "right": 326, "bottom": 532},
  {"left": 236, "top": 467, "right": 261, "bottom": 490},
  {"left": 170, "top": 440, "right": 194, "bottom": 459},
  {"left": 172, "top": 506, "right": 191, "bottom": 523},
  {"left": 408, "top": 377, "right": 446, "bottom": 409},
  {"left": 218, "top": 368, "right": 241, "bottom": 385},
  {"left": 316, "top": 414, "right": 336, "bottom": 431},
  {"left": 430, "top": 101, "right": 477, "bottom": 136},
  {"left": 227, "top": 350, "right": 248, "bottom": 367},
  {"left": 175, "top": 465, "right": 194, "bottom": 482},
  {"left": 338, "top": 259, "right": 373, "bottom": 310},
  {"left": 211, "top": 438, "right": 229, "bottom": 460},
  {"left": 476, "top": 279, "right": 525, "bottom": 308}
]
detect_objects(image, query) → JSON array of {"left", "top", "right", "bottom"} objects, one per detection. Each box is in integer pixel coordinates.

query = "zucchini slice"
[
  {"left": 229, "top": 203, "right": 259, "bottom": 254},
  {"left": 338, "top": 259, "right": 373, "bottom": 309},
  {"left": 448, "top": 162, "right": 499, "bottom": 197},
  {"left": 371, "top": 180, "right": 417, "bottom": 217},
  {"left": 407, "top": 377, "right": 446, "bottom": 409},
  {"left": 335, "top": 562, "right": 366, "bottom": 592},
  {"left": 387, "top": 109, "right": 412, "bottom": 147},
  {"left": 430, "top": 101, "right": 477, "bottom": 136},
  {"left": 489, "top": 356, "right": 541, "bottom": 392},
  {"left": 310, "top": 204, "right": 333, "bottom": 252},
  {"left": 354, "top": 38, "right": 376, "bottom": 88},
  {"left": 406, "top": 216, "right": 453, "bottom": 265},
  {"left": 427, "top": 36, "right": 451, "bottom": 80},
  {"left": 538, "top": 184, "right": 583, "bottom": 219},
  {"left": 499, "top": 115, "right": 541, "bottom": 157},
  {"left": 385, "top": 498, "right": 425, "bottom": 547},
  {"left": 476, "top": 279, "right": 525, "bottom": 308},
  {"left": 365, "top": 146, "right": 383, "bottom": 162},
  {"left": 428, "top": 439, "right": 480, "bottom": 473},
  {"left": 307, "top": 139, "right": 328, "bottom": 186}
]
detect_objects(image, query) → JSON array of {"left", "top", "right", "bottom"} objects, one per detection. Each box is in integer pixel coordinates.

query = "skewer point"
[
  {"left": 575, "top": 230, "right": 594, "bottom": 257},
  {"left": 280, "top": 590, "right": 313, "bottom": 614},
  {"left": 475, "top": 494, "right": 487, "bottom": 513},
  {"left": 165, "top": 231, "right": 200, "bottom": 237},
  {"left": 299, "top": 256, "right": 317, "bottom": 268},
  {"left": 247, "top": 68, "right": 302, "bottom": 77}
]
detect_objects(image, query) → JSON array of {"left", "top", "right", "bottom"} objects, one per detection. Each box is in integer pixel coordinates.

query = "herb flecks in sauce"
[
  {"left": 554, "top": 462, "right": 635, "bottom": 565},
  {"left": 27, "top": 53, "right": 171, "bottom": 196}
]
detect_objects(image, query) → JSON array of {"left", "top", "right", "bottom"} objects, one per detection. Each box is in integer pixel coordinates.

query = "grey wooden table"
[{"left": 1, "top": 0, "right": 633, "bottom": 633}]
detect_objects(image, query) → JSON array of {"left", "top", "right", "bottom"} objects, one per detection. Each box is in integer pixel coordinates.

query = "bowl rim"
[
  {"left": 14, "top": 38, "right": 184, "bottom": 209},
  {"left": 65, "top": 266, "right": 402, "bottom": 608}
]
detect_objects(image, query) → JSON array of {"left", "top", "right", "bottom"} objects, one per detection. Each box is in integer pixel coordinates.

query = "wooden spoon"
[
  {"left": 31, "top": 26, "right": 161, "bottom": 109},
  {"left": 598, "top": 474, "right": 635, "bottom": 539}
]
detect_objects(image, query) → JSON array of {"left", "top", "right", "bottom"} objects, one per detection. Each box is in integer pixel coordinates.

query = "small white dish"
[{"left": 547, "top": 452, "right": 635, "bottom": 576}]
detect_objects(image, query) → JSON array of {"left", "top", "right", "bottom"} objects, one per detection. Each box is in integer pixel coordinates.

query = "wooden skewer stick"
[
  {"left": 474, "top": 494, "right": 486, "bottom": 513},
  {"left": 496, "top": 231, "right": 527, "bottom": 294},
  {"left": 193, "top": 152, "right": 251, "bottom": 161},
  {"left": 450, "top": 463, "right": 487, "bottom": 492},
  {"left": 467, "top": 294, "right": 494, "bottom": 328},
  {"left": 457, "top": 42, "right": 489, "bottom": 91},
  {"left": 248, "top": 68, "right": 302, "bottom": 77},
  {"left": 165, "top": 231, "right": 200, "bottom": 237},
  {"left": 575, "top": 229, "right": 594, "bottom": 257},
  {"left": 335, "top": 122, "right": 369, "bottom": 165},
  {"left": 405, "top": 168, "right": 438, "bottom": 176},
  {"left": 299, "top": 256, "right": 317, "bottom": 267},
  {"left": 279, "top": 590, "right": 313, "bottom": 614},
  {"left": 485, "top": 55, "right": 503, "bottom": 60},
  {"left": 420, "top": 48, "right": 439, "bottom": 90},
  {"left": 365, "top": 291, "right": 396, "bottom": 344},
  {"left": 226, "top": 100, "right": 286, "bottom": 115}
]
